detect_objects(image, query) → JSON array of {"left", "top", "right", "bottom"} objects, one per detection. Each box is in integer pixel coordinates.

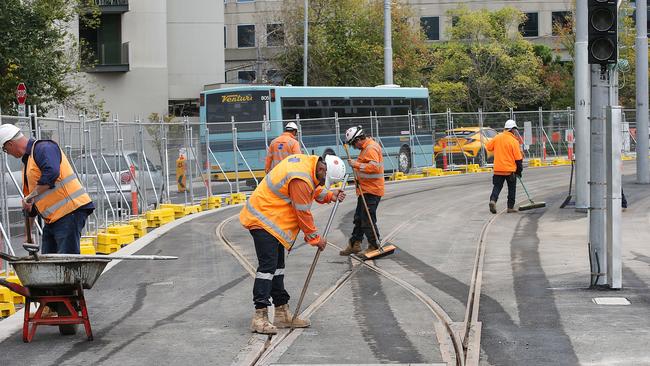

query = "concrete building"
[
  {"left": 79, "top": 0, "right": 225, "bottom": 119},
  {"left": 223, "top": 0, "right": 573, "bottom": 86}
]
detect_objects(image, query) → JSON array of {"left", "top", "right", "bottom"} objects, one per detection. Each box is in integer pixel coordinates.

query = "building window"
[
  {"left": 238, "top": 70, "right": 256, "bottom": 83},
  {"left": 237, "top": 25, "right": 255, "bottom": 48},
  {"left": 519, "top": 12, "right": 539, "bottom": 37},
  {"left": 552, "top": 11, "right": 571, "bottom": 36},
  {"left": 224, "top": 26, "right": 227, "bottom": 48},
  {"left": 169, "top": 99, "right": 200, "bottom": 117},
  {"left": 420, "top": 17, "right": 439, "bottom": 41},
  {"left": 266, "top": 69, "right": 283, "bottom": 84},
  {"left": 267, "top": 23, "right": 284, "bottom": 47}
]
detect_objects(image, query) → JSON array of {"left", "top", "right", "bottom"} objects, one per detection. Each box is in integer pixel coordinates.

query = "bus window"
[{"left": 206, "top": 90, "right": 268, "bottom": 133}]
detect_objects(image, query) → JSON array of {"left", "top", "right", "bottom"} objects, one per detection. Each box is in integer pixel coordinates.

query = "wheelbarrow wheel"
[{"left": 55, "top": 303, "right": 78, "bottom": 335}]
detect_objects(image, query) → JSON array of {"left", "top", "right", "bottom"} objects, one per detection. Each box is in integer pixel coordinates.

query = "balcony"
[
  {"left": 84, "top": 42, "right": 130, "bottom": 73},
  {"left": 95, "top": 0, "right": 129, "bottom": 13}
]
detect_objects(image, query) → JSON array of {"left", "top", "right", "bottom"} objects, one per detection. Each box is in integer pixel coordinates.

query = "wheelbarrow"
[{"left": 0, "top": 249, "right": 177, "bottom": 342}]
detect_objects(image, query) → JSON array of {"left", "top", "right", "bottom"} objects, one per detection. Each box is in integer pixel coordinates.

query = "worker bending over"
[
  {"left": 486, "top": 119, "right": 523, "bottom": 214},
  {"left": 240, "top": 154, "right": 346, "bottom": 334},
  {"left": 340, "top": 126, "right": 385, "bottom": 256},
  {"left": 265, "top": 122, "right": 301, "bottom": 173}
]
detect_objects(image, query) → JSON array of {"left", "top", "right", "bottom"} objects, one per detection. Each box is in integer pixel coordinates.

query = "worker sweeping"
[
  {"left": 486, "top": 119, "right": 523, "bottom": 214},
  {"left": 240, "top": 153, "right": 346, "bottom": 334},
  {"left": 339, "top": 126, "right": 385, "bottom": 256},
  {"left": 264, "top": 122, "right": 301, "bottom": 173},
  {"left": 0, "top": 124, "right": 94, "bottom": 253}
]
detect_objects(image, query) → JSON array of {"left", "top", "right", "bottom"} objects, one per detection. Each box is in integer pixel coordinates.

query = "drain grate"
[{"left": 592, "top": 297, "right": 631, "bottom": 305}]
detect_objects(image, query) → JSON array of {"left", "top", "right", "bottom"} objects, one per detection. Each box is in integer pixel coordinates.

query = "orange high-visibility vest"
[
  {"left": 241, "top": 154, "right": 324, "bottom": 249},
  {"left": 485, "top": 132, "right": 523, "bottom": 175},
  {"left": 265, "top": 132, "right": 301, "bottom": 173},
  {"left": 23, "top": 140, "right": 92, "bottom": 224},
  {"left": 354, "top": 138, "right": 385, "bottom": 197}
]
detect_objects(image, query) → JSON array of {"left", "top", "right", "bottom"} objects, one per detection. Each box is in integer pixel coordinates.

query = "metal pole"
[
  {"left": 589, "top": 65, "right": 608, "bottom": 287},
  {"left": 383, "top": 0, "right": 393, "bottom": 85},
  {"left": 163, "top": 119, "right": 171, "bottom": 203},
  {"left": 232, "top": 116, "right": 239, "bottom": 193},
  {"left": 303, "top": 0, "right": 308, "bottom": 86},
  {"left": 636, "top": 0, "right": 649, "bottom": 183},
  {"left": 185, "top": 118, "right": 194, "bottom": 204},
  {"left": 478, "top": 108, "right": 486, "bottom": 166},
  {"left": 606, "top": 106, "right": 622, "bottom": 289},
  {"left": 138, "top": 116, "right": 148, "bottom": 210},
  {"left": 206, "top": 127, "right": 212, "bottom": 197},
  {"left": 575, "top": 0, "right": 591, "bottom": 210},
  {"left": 334, "top": 112, "right": 341, "bottom": 156}
]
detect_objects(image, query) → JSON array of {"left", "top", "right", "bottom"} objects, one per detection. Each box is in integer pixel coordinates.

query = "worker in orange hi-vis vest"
[
  {"left": 486, "top": 119, "right": 524, "bottom": 214},
  {"left": 240, "top": 154, "right": 346, "bottom": 334},
  {"left": 264, "top": 122, "right": 301, "bottom": 173}
]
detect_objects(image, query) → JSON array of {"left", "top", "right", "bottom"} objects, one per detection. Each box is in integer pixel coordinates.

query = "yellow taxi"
[{"left": 433, "top": 127, "right": 498, "bottom": 166}]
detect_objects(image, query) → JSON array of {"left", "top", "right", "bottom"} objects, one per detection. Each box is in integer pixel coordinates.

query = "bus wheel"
[
  {"left": 323, "top": 147, "right": 336, "bottom": 157},
  {"left": 398, "top": 145, "right": 411, "bottom": 173}
]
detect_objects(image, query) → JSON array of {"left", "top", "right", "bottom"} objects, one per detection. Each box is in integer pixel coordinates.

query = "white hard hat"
[
  {"left": 504, "top": 119, "right": 518, "bottom": 130},
  {"left": 345, "top": 126, "right": 365, "bottom": 144},
  {"left": 0, "top": 124, "right": 21, "bottom": 148},
  {"left": 324, "top": 154, "right": 346, "bottom": 189},
  {"left": 285, "top": 122, "right": 298, "bottom": 131}
]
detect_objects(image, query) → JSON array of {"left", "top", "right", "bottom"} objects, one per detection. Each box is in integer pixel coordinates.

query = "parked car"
[{"left": 433, "top": 127, "right": 498, "bottom": 166}]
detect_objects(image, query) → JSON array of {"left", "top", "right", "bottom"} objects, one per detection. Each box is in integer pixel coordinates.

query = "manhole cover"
[{"left": 592, "top": 297, "right": 630, "bottom": 305}]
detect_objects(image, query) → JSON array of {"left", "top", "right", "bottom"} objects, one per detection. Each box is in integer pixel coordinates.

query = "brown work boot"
[
  {"left": 339, "top": 239, "right": 362, "bottom": 256},
  {"left": 273, "top": 304, "right": 310, "bottom": 328},
  {"left": 489, "top": 201, "right": 497, "bottom": 214},
  {"left": 507, "top": 208, "right": 518, "bottom": 213},
  {"left": 250, "top": 308, "right": 278, "bottom": 334}
]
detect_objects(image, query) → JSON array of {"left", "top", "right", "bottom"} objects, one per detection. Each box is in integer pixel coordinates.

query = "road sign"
[
  {"left": 16, "top": 83, "right": 27, "bottom": 105},
  {"left": 17, "top": 104, "right": 26, "bottom": 117}
]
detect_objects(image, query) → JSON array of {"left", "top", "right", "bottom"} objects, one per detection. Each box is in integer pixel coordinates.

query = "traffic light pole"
[
  {"left": 636, "top": 0, "right": 649, "bottom": 183},
  {"left": 575, "top": 0, "right": 591, "bottom": 210}
]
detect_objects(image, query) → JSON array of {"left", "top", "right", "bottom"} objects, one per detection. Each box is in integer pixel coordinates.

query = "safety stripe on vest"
[
  {"left": 33, "top": 174, "right": 77, "bottom": 203},
  {"left": 266, "top": 171, "right": 314, "bottom": 203},
  {"left": 358, "top": 173, "right": 384, "bottom": 179},
  {"left": 245, "top": 200, "right": 294, "bottom": 244},
  {"left": 368, "top": 160, "right": 382, "bottom": 166},
  {"left": 256, "top": 272, "right": 274, "bottom": 280},
  {"left": 305, "top": 232, "right": 319, "bottom": 241},
  {"left": 316, "top": 189, "right": 328, "bottom": 201},
  {"left": 293, "top": 202, "right": 312, "bottom": 211},
  {"left": 274, "top": 268, "right": 285, "bottom": 276},
  {"left": 40, "top": 188, "right": 88, "bottom": 217}
]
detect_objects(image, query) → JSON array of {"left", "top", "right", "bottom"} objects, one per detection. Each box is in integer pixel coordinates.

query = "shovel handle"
[
  {"left": 0, "top": 279, "right": 30, "bottom": 298},
  {"left": 344, "top": 144, "right": 381, "bottom": 245}
]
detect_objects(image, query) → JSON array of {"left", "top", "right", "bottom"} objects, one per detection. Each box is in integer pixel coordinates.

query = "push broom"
[
  {"left": 517, "top": 176, "right": 546, "bottom": 211},
  {"left": 559, "top": 159, "right": 575, "bottom": 208},
  {"left": 344, "top": 144, "right": 396, "bottom": 260}
]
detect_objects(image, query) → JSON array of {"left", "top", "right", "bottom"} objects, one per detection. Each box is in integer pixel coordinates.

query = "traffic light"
[{"left": 588, "top": 0, "right": 618, "bottom": 64}]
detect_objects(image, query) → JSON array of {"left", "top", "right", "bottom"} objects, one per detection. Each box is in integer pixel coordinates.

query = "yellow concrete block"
[
  {"left": 200, "top": 196, "right": 222, "bottom": 210},
  {"left": 97, "top": 232, "right": 134, "bottom": 246},
  {"left": 0, "top": 302, "right": 16, "bottom": 317},
  {"left": 0, "top": 287, "right": 13, "bottom": 303},
  {"left": 226, "top": 193, "right": 247, "bottom": 205},
  {"left": 96, "top": 243, "right": 121, "bottom": 254},
  {"left": 80, "top": 244, "right": 96, "bottom": 255},
  {"left": 106, "top": 224, "right": 135, "bottom": 236}
]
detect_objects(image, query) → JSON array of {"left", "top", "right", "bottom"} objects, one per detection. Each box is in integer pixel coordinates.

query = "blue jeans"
[{"left": 41, "top": 209, "right": 90, "bottom": 254}]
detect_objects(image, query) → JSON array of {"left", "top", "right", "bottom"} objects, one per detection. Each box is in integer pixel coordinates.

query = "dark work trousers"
[
  {"left": 490, "top": 174, "right": 517, "bottom": 209},
  {"left": 251, "top": 229, "right": 290, "bottom": 309},
  {"left": 351, "top": 194, "right": 381, "bottom": 246},
  {"left": 41, "top": 209, "right": 90, "bottom": 254}
]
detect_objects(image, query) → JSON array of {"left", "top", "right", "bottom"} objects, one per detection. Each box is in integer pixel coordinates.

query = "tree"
[
  {"left": 275, "top": 0, "right": 430, "bottom": 87},
  {"left": 0, "top": 0, "right": 99, "bottom": 114},
  {"left": 146, "top": 113, "right": 184, "bottom": 166},
  {"left": 425, "top": 7, "right": 550, "bottom": 112}
]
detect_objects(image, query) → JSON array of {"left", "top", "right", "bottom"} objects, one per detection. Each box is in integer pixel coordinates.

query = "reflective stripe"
[
  {"left": 316, "top": 189, "right": 328, "bottom": 201},
  {"left": 368, "top": 160, "right": 382, "bottom": 167},
  {"left": 266, "top": 171, "right": 314, "bottom": 203},
  {"left": 293, "top": 202, "right": 312, "bottom": 211},
  {"left": 40, "top": 187, "right": 88, "bottom": 217},
  {"left": 245, "top": 200, "right": 294, "bottom": 244},
  {"left": 256, "top": 272, "right": 274, "bottom": 280},
  {"left": 266, "top": 178, "right": 291, "bottom": 203},
  {"left": 359, "top": 163, "right": 368, "bottom": 170},
  {"left": 34, "top": 174, "right": 77, "bottom": 203},
  {"left": 305, "top": 233, "right": 319, "bottom": 240},
  {"left": 358, "top": 173, "right": 384, "bottom": 179},
  {"left": 274, "top": 268, "right": 285, "bottom": 276}
]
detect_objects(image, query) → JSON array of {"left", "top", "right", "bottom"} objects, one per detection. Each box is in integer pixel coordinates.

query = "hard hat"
[
  {"left": 504, "top": 119, "right": 518, "bottom": 130},
  {"left": 324, "top": 154, "right": 346, "bottom": 189},
  {"left": 285, "top": 122, "right": 298, "bottom": 131},
  {"left": 0, "top": 124, "right": 21, "bottom": 148},
  {"left": 345, "top": 126, "right": 365, "bottom": 144}
]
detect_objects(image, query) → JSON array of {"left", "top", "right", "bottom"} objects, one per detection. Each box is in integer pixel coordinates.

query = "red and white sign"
[{"left": 16, "top": 83, "right": 27, "bottom": 105}]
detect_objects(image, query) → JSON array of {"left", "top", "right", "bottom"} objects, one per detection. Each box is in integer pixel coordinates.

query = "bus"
[{"left": 199, "top": 85, "right": 433, "bottom": 179}]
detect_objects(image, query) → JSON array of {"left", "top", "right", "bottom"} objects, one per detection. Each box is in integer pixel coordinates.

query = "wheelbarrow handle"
[{"left": 0, "top": 278, "right": 30, "bottom": 298}]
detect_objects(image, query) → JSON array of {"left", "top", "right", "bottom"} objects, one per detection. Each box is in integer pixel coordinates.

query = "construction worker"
[
  {"left": 240, "top": 153, "right": 347, "bottom": 334},
  {"left": 265, "top": 122, "right": 301, "bottom": 173},
  {"left": 486, "top": 119, "right": 523, "bottom": 214},
  {"left": 339, "top": 126, "right": 384, "bottom": 256},
  {"left": 0, "top": 124, "right": 94, "bottom": 254}
]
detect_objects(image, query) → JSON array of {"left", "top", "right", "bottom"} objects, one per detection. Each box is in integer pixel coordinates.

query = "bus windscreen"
[{"left": 206, "top": 90, "right": 269, "bottom": 132}]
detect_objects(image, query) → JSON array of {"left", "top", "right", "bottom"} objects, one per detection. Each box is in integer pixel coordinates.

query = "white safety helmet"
[
  {"left": 285, "top": 122, "right": 298, "bottom": 131},
  {"left": 0, "top": 124, "right": 21, "bottom": 149},
  {"left": 345, "top": 126, "right": 365, "bottom": 144},
  {"left": 324, "top": 154, "right": 346, "bottom": 189},
  {"left": 504, "top": 119, "right": 518, "bottom": 130}
]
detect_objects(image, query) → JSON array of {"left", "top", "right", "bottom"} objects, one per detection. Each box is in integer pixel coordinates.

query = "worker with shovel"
[
  {"left": 240, "top": 154, "right": 346, "bottom": 334},
  {"left": 264, "top": 122, "right": 301, "bottom": 173},
  {"left": 339, "top": 126, "right": 385, "bottom": 257},
  {"left": 486, "top": 120, "right": 523, "bottom": 214}
]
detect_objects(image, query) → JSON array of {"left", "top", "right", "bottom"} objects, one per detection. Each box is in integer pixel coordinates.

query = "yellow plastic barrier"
[
  {"left": 5, "top": 276, "right": 23, "bottom": 304},
  {"left": 160, "top": 203, "right": 187, "bottom": 219},
  {"left": 422, "top": 167, "right": 443, "bottom": 177},
  {"left": 80, "top": 244, "right": 96, "bottom": 255},
  {"left": 225, "top": 193, "right": 247, "bottom": 205},
  {"left": 96, "top": 243, "right": 121, "bottom": 254},
  {"left": 97, "top": 232, "right": 134, "bottom": 246},
  {"left": 390, "top": 172, "right": 407, "bottom": 181},
  {"left": 622, "top": 155, "right": 634, "bottom": 161},
  {"left": 406, "top": 174, "right": 425, "bottom": 179},
  {"left": 106, "top": 224, "right": 136, "bottom": 236},
  {"left": 441, "top": 171, "right": 462, "bottom": 176},
  {"left": 0, "top": 302, "right": 16, "bottom": 317},
  {"left": 80, "top": 237, "right": 95, "bottom": 247},
  {"left": 529, "top": 158, "right": 544, "bottom": 167},
  {"left": 200, "top": 196, "right": 222, "bottom": 210},
  {"left": 464, "top": 164, "right": 481, "bottom": 173},
  {"left": 129, "top": 218, "right": 148, "bottom": 238},
  {"left": 0, "top": 287, "right": 13, "bottom": 303},
  {"left": 145, "top": 208, "right": 175, "bottom": 227},
  {"left": 551, "top": 158, "right": 571, "bottom": 166}
]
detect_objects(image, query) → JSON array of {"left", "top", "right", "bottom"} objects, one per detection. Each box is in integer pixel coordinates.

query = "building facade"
[{"left": 223, "top": 0, "right": 573, "bottom": 86}]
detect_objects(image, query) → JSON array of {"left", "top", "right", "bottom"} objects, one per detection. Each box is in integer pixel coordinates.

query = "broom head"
[
  {"left": 357, "top": 244, "right": 397, "bottom": 260},
  {"left": 518, "top": 201, "right": 546, "bottom": 211}
]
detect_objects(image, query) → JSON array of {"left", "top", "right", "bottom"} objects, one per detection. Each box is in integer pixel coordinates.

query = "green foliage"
[
  {"left": 275, "top": 0, "right": 429, "bottom": 87},
  {"left": 426, "top": 7, "right": 550, "bottom": 112},
  {"left": 0, "top": 0, "right": 100, "bottom": 114},
  {"left": 146, "top": 113, "right": 184, "bottom": 165}
]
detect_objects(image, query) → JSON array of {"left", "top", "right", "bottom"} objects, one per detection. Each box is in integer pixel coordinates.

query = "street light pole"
[
  {"left": 384, "top": 0, "right": 393, "bottom": 85},
  {"left": 303, "top": 0, "right": 309, "bottom": 86},
  {"left": 636, "top": 0, "right": 649, "bottom": 183},
  {"left": 575, "top": 0, "right": 591, "bottom": 210}
]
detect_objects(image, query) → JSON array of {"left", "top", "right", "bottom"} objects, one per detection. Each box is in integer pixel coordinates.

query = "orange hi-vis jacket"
[
  {"left": 23, "top": 140, "right": 92, "bottom": 224},
  {"left": 485, "top": 131, "right": 523, "bottom": 176},
  {"left": 351, "top": 138, "right": 384, "bottom": 197},
  {"left": 265, "top": 132, "right": 301, "bottom": 173},
  {"left": 241, "top": 154, "right": 335, "bottom": 249}
]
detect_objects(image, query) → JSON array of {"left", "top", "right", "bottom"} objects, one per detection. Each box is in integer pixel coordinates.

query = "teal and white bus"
[{"left": 199, "top": 85, "right": 433, "bottom": 177}]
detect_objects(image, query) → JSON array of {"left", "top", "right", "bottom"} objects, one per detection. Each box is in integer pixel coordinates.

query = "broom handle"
[
  {"left": 344, "top": 144, "right": 381, "bottom": 245},
  {"left": 291, "top": 177, "right": 349, "bottom": 326},
  {"left": 517, "top": 176, "right": 534, "bottom": 201}
]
